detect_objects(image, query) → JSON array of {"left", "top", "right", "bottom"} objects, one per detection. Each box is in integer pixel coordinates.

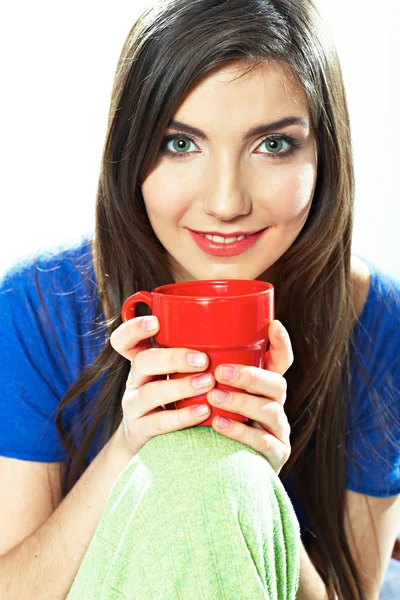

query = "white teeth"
[{"left": 202, "top": 234, "right": 246, "bottom": 243}]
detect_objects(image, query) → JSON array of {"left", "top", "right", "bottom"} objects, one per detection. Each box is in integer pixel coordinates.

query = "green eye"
[
  {"left": 259, "top": 138, "right": 290, "bottom": 154},
  {"left": 166, "top": 136, "right": 197, "bottom": 154},
  {"left": 174, "top": 138, "right": 190, "bottom": 152}
]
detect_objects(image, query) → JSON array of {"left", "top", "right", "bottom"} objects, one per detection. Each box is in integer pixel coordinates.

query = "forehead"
[{"left": 174, "top": 60, "right": 309, "bottom": 122}]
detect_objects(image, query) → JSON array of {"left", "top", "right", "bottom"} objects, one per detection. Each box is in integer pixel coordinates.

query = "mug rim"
[{"left": 151, "top": 279, "right": 274, "bottom": 300}]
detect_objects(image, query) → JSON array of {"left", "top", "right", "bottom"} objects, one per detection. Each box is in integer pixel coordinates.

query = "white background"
[{"left": 0, "top": 0, "right": 399, "bottom": 278}]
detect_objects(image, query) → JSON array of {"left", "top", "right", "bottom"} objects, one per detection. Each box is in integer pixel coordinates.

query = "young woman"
[{"left": 0, "top": 0, "right": 399, "bottom": 598}]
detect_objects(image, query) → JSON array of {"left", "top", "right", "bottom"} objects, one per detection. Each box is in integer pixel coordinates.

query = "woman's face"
[{"left": 141, "top": 61, "right": 318, "bottom": 283}]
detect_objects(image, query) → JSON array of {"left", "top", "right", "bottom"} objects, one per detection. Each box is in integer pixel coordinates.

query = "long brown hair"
[{"left": 52, "top": 1, "right": 383, "bottom": 597}]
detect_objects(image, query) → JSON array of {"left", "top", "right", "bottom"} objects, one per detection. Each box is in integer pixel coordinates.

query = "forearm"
[
  {"left": 296, "top": 540, "right": 329, "bottom": 599},
  {"left": 0, "top": 423, "right": 132, "bottom": 600}
]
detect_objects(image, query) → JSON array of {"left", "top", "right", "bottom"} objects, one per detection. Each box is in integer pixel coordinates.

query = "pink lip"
[{"left": 188, "top": 228, "right": 267, "bottom": 257}]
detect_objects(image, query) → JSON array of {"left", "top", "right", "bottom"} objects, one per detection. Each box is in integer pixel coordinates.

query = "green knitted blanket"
[{"left": 67, "top": 426, "right": 300, "bottom": 600}]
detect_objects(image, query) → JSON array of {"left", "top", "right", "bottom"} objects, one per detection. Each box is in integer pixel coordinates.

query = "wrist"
[{"left": 107, "top": 421, "right": 136, "bottom": 468}]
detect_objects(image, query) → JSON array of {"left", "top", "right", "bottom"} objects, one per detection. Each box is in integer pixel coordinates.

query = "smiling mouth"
[
  {"left": 189, "top": 228, "right": 266, "bottom": 244},
  {"left": 198, "top": 232, "right": 251, "bottom": 243},
  {"left": 188, "top": 227, "right": 268, "bottom": 257}
]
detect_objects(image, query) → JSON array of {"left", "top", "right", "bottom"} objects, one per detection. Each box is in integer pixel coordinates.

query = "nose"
[{"left": 202, "top": 159, "right": 251, "bottom": 220}]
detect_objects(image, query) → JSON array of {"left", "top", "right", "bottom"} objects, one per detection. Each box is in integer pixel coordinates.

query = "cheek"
[
  {"left": 263, "top": 164, "right": 316, "bottom": 221},
  {"left": 141, "top": 169, "right": 191, "bottom": 219}
]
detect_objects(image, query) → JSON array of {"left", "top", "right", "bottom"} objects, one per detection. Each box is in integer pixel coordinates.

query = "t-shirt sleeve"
[
  {"left": 0, "top": 254, "right": 81, "bottom": 462},
  {"left": 346, "top": 263, "right": 400, "bottom": 497}
]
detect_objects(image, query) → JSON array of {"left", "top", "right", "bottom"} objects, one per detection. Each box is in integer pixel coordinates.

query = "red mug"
[{"left": 121, "top": 279, "right": 274, "bottom": 426}]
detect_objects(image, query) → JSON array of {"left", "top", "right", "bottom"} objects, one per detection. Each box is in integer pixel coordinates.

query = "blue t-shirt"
[{"left": 1, "top": 237, "right": 399, "bottom": 542}]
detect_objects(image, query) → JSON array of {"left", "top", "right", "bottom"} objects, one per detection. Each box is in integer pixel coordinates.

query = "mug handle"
[{"left": 121, "top": 291, "right": 152, "bottom": 322}]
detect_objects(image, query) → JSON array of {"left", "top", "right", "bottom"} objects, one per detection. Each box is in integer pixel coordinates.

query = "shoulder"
[
  {"left": 349, "top": 255, "right": 400, "bottom": 401},
  {"left": 0, "top": 237, "right": 95, "bottom": 299},
  {"left": 350, "top": 255, "right": 400, "bottom": 351},
  {"left": 0, "top": 237, "right": 99, "bottom": 344},
  {"left": 351, "top": 255, "right": 400, "bottom": 318}
]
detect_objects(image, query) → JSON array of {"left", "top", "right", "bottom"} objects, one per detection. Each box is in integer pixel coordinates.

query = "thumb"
[{"left": 264, "top": 319, "right": 294, "bottom": 375}]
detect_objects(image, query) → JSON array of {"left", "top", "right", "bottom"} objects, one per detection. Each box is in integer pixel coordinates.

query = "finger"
[
  {"left": 125, "top": 358, "right": 165, "bottom": 393},
  {"left": 214, "top": 363, "right": 287, "bottom": 406},
  {"left": 127, "top": 347, "right": 211, "bottom": 397},
  {"left": 123, "top": 370, "right": 215, "bottom": 419},
  {"left": 133, "top": 402, "right": 212, "bottom": 447},
  {"left": 134, "top": 347, "right": 210, "bottom": 377},
  {"left": 211, "top": 417, "right": 291, "bottom": 475},
  {"left": 110, "top": 316, "right": 160, "bottom": 361},
  {"left": 264, "top": 320, "right": 294, "bottom": 375},
  {"left": 207, "top": 389, "right": 290, "bottom": 441}
]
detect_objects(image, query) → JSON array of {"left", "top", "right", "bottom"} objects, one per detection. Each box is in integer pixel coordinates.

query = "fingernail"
[
  {"left": 213, "top": 389, "right": 230, "bottom": 404},
  {"left": 141, "top": 316, "right": 158, "bottom": 331},
  {"left": 220, "top": 365, "right": 237, "bottom": 380},
  {"left": 187, "top": 352, "right": 207, "bottom": 367},
  {"left": 216, "top": 416, "right": 232, "bottom": 429},
  {"left": 192, "top": 373, "right": 212, "bottom": 388},
  {"left": 275, "top": 323, "right": 287, "bottom": 340},
  {"left": 192, "top": 404, "right": 209, "bottom": 416}
]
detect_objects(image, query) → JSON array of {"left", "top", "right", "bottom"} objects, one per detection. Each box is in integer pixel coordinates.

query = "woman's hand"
[
  {"left": 110, "top": 315, "right": 215, "bottom": 457},
  {"left": 206, "top": 320, "right": 293, "bottom": 475}
]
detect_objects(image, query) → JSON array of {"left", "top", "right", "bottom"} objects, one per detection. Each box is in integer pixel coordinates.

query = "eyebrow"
[{"left": 167, "top": 116, "right": 309, "bottom": 141}]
